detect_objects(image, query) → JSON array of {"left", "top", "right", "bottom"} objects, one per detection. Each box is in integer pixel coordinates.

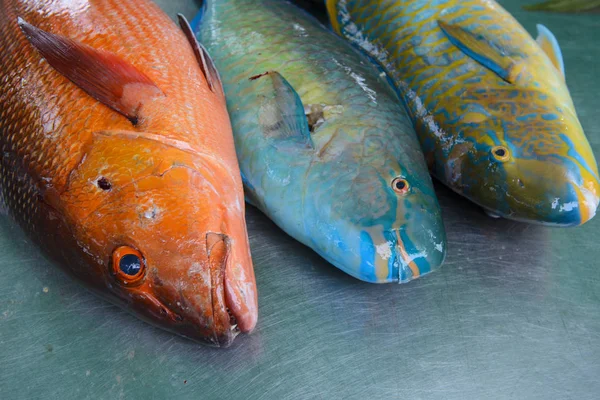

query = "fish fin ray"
[
  {"left": 17, "top": 17, "right": 164, "bottom": 125},
  {"left": 536, "top": 24, "right": 565, "bottom": 79},
  {"left": 177, "top": 14, "right": 224, "bottom": 96},
  {"left": 251, "top": 71, "right": 313, "bottom": 148},
  {"left": 438, "top": 20, "right": 517, "bottom": 83}
]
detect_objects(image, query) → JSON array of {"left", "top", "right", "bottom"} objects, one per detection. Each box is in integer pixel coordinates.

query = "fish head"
[
  {"left": 304, "top": 131, "right": 446, "bottom": 283},
  {"left": 57, "top": 131, "right": 257, "bottom": 347},
  {"left": 453, "top": 89, "right": 600, "bottom": 226}
]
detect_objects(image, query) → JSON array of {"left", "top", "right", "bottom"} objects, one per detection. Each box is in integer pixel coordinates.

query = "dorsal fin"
[
  {"left": 250, "top": 71, "right": 313, "bottom": 148},
  {"left": 177, "top": 14, "right": 223, "bottom": 95},
  {"left": 18, "top": 18, "right": 164, "bottom": 126},
  {"left": 536, "top": 24, "right": 565, "bottom": 80},
  {"left": 438, "top": 20, "right": 518, "bottom": 84}
]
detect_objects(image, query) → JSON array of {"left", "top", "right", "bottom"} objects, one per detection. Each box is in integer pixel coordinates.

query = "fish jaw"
[
  {"left": 356, "top": 220, "right": 446, "bottom": 283},
  {"left": 576, "top": 181, "right": 599, "bottom": 225},
  {"left": 222, "top": 210, "right": 258, "bottom": 334},
  {"left": 57, "top": 131, "right": 257, "bottom": 346},
  {"left": 305, "top": 193, "right": 447, "bottom": 284}
]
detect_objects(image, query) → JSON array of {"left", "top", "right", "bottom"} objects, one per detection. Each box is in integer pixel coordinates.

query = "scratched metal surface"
[{"left": 1, "top": 1, "right": 599, "bottom": 399}]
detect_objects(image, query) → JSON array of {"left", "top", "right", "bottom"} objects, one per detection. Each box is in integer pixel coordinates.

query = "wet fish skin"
[
  {"left": 327, "top": 0, "right": 600, "bottom": 226},
  {"left": 0, "top": 0, "right": 257, "bottom": 347},
  {"left": 196, "top": 0, "right": 446, "bottom": 283}
]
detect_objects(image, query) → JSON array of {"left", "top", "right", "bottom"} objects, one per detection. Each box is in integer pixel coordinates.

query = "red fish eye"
[
  {"left": 112, "top": 246, "right": 146, "bottom": 285},
  {"left": 492, "top": 146, "right": 510, "bottom": 162},
  {"left": 392, "top": 177, "right": 410, "bottom": 194}
]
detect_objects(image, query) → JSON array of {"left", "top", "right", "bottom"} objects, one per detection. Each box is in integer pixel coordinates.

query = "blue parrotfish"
[
  {"left": 193, "top": 0, "right": 447, "bottom": 283},
  {"left": 327, "top": 0, "right": 600, "bottom": 226}
]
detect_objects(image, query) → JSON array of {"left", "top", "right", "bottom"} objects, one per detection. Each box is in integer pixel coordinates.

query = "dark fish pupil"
[
  {"left": 119, "top": 254, "right": 141, "bottom": 276},
  {"left": 97, "top": 177, "right": 112, "bottom": 191},
  {"left": 495, "top": 148, "right": 506, "bottom": 157},
  {"left": 396, "top": 180, "right": 406, "bottom": 190}
]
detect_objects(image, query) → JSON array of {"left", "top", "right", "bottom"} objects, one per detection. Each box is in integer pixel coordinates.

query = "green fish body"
[{"left": 194, "top": 0, "right": 446, "bottom": 283}]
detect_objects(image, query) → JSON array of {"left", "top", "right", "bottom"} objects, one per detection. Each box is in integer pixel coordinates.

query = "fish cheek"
[{"left": 444, "top": 141, "right": 475, "bottom": 190}]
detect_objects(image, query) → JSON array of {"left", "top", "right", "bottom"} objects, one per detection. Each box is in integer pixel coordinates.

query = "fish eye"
[
  {"left": 491, "top": 146, "right": 510, "bottom": 162},
  {"left": 112, "top": 246, "right": 145, "bottom": 285},
  {"left": 392, "top": 177, "right": 410, "bottom": 194}
]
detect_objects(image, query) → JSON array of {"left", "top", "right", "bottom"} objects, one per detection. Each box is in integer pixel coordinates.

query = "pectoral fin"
[
  {"left": 18, "top": 18, "right": 164, "bottom": 125},
  {"left": 536, "top": 24, "right": 565, "bottom": 79},
  {"left": 250, "top": 71, "right": 313, "bottom": 148},
  {"left": 438, "top": 20, "right": 517, "bottom": 84}
]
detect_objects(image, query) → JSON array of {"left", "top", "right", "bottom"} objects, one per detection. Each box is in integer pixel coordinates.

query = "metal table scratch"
[{"left": 1, "top": 1, "right": 599, "bottom": 399}]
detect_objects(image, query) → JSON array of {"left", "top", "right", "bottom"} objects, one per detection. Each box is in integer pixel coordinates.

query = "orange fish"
[{"left": 0, "top": 0, "right": 257, "bottom": 347}]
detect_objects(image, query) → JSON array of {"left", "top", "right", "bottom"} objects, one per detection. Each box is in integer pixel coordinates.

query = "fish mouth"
[
  {"left": 385, "top": 227, "right": 446, "bottom": 283},
  {"left": 206, "top": 232, "right": 243, "bottom": 348},
  {"left": 574, "top": 184, "right": 599, "bottom": 225},
  {"left": 482, "top": 181, "right": 599, "bottom": 226}
]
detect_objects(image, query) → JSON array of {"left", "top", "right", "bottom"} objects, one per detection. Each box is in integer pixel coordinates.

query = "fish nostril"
[
  {"left": 517, "top": 178, "right": 525, "bottom": 188},
  {"left": 97, "top": 176, "right": 112, "bottom": 191}
]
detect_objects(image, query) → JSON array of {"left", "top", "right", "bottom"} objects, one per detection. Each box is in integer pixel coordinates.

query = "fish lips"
[
  {"left": 126, "top": 232, "right": 246, "bottom": 348},
  {"left": 178, "top": 232, "right": 243, "bottom": 347}
]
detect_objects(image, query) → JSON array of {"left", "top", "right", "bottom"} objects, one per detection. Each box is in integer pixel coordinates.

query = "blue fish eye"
[{"left": 119, "top": 254, "right": 141, "bottom": 276}]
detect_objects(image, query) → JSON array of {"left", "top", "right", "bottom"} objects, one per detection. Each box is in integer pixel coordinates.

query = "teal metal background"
[{"left": 1, "top": 1, "right": 599, "bottom": 399}]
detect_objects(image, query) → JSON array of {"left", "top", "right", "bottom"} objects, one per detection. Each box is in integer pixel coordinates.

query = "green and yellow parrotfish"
[{"left": 326, "top": 0, "right": 600, "bottom": 226}]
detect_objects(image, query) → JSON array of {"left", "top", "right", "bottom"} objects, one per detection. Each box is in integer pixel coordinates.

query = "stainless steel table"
[{"left": 1, "top": 1, "right": 599, "bottom": 399}]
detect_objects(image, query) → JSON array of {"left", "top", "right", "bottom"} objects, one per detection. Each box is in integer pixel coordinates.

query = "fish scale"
[
  {"left": 328, "top": 0, "right": 600, "bottom": 226},
  {"left": 197, "top": 0, "right": 447, "bottom": 283}
]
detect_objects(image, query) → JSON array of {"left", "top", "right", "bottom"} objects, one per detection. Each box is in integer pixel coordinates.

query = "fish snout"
[
  {"left": 205, "top": 232, "right": 239, "bottom": 347},
  {"left": 155, "top": 233, "right": 243, "bottom": 347},
  {"left": 537, "top": 172, "right": 599, "bottom": 226},
  {"left": 505, "top": 158, "right": 599, "bottom": 225},
  {"left": 573, "top": 178, "right": 599, "bottom": 225},
  {"left": 380, "top": 225, "right": 446, "bottom": 283},
  {"left": 199, "top": 232, "right": 256, "bottom": 347}
]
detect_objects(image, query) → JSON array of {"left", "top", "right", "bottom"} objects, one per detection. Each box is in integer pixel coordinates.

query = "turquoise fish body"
[
  {"left": 195, "top": 0, "right": 446, "bottom": 283},
  {"left": 327, "top": 0, "right": 600, "bottom": 226}
]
